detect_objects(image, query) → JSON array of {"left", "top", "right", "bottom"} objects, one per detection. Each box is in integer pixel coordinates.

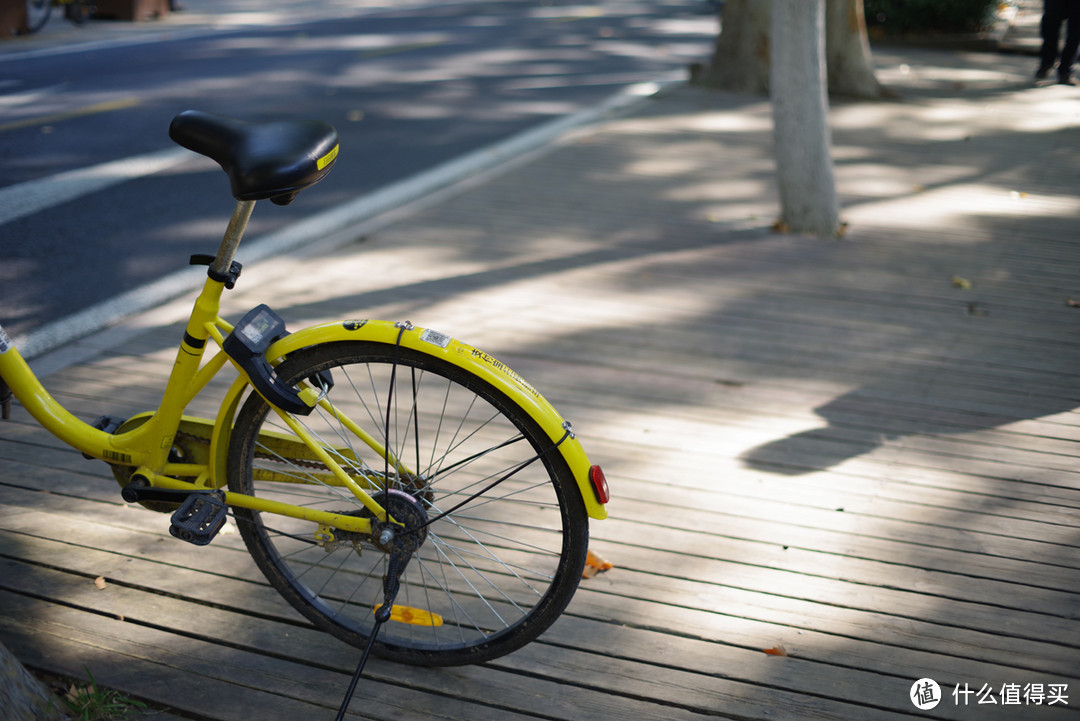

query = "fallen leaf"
[
  {"left": 835, "top": 221, "right": 850, "bottom": 238},
  {"left": 1067, "top": 298, "right": 1080, "bottom": 308},
  {"left": 771, "top": 219, "right": 790, "bottom": 234},
  {"left": 763, "top": 645, "right": 788, "bottom": 657},
  {"left": 93, "top": 576, "right": 107, "bottom": 590},
  {"left": 952, "top": 276, "right": 972, "bottom": 290},
  {"left": 582, "top": 549, "right": 613, "bottom": 579}
]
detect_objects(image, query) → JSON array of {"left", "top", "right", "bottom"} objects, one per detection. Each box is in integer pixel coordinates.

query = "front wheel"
[
  {"left": 25, "top": 0, "right": 52, "bottom": 33},
  {"left": 227, "top": 341, "right": 589, "bottom": 666}
]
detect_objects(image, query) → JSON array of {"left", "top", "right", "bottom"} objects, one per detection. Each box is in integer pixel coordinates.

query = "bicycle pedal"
[{"left": 169, "top": 492, "right": 228, "bottom": 546}]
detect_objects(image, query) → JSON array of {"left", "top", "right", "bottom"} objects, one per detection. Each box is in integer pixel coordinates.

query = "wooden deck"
[{"left": 3, "top": 46, "right": 1080, "bottom": 720}]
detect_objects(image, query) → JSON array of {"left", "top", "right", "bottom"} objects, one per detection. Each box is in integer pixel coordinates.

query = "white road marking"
[{"left": 0, "top": 146, "right": 194, "bottom": 226}]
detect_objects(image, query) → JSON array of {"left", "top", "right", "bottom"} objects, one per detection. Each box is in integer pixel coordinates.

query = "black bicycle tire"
[
  {"left": 25, "top": 0, "right": 52, "bottom": 34},
  {"left": 227, "top": 341, "right": 589, "bottom": 666}
]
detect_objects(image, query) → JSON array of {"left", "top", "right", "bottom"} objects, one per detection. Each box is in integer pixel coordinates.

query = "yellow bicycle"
[{"left": 0, "top": 110, "right": 609, "bottom": 672}]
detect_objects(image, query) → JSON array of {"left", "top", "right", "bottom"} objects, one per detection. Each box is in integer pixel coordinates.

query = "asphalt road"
[{"left": 0, "top": 0, "right": 715, "bottom": 349}]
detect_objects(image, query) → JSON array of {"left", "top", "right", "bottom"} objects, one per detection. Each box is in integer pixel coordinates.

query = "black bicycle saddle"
[{"left": 169, "top": 110, "right": 339, "bottom": 206}]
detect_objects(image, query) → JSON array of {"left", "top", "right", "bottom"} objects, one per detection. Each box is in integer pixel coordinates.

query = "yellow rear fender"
[{"left": 257, "top": 320, "right": 607, "bottom": 520}]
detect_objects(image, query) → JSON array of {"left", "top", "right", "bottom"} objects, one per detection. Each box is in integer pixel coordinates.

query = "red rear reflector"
[{"left": 589, "top": 465, "right": 610, "bottom": 504}]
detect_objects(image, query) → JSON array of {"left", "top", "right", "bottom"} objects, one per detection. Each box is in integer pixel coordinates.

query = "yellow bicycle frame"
[{"left": 0, "top": 259, "right": 606, "bottom": 532}]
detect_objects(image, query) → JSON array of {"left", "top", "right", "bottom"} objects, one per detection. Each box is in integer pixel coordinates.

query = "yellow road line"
[
  {"left": 0, "top": 97, "right": 139, "bottom": 133},
  {"left": 548, "top": 7, "right": 605, "bottom": 23},
  {"left": 358, "top": 40, "right": 445, "bottom": 59}
]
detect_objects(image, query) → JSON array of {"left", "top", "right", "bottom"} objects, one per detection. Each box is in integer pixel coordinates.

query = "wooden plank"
[
  {"left": 0, "top": 567, "right": 741, "bottom": 721},
  {"left": 0, "top": 591, "right": 547, "bottom": 721},
  {"left": 5, "top": 524, "right": 1071, "bottom": 716},
  {"left": 5, "top": 482, "right": 1078, "bottom": 684}
]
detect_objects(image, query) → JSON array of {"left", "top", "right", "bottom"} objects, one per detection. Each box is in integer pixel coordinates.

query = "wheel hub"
[{"left": 363, "top": 488, "right": 429, "bottom": 555}]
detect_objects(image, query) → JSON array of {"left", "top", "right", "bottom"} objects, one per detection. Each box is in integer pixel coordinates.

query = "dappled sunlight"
[
  {"left": 833, "top": 85, "right": 1080, "bottom": 138},
  {"left": 604, "top": 105, "right": 773, "bottom": 136},
  {"left": 834, "top": 162, "right": 935, "bottom": 198},
  {"left": 871, "top": 48, "right": 1031, "bottom": 91},
  {"left": 622, "top": 153, "right": 714, "bottom": 178},
  {"left": 499, "top": 73, "right": 662, "bottom": 92},
  {"left": 207, "top": 31, "right": 451, "bottom": 54},
  {"left": 682, "top": 175, "right": 770, "bottom": 202},
  {"left": 1009, "top": 92, "right": 1080, "bottom": 133},
  {"left": 843, "top": 183, "right": 1080, "bottom": 234},
  {"left": 628, "top": 18, "right": 718, "bottom": 37},
  {"left": 877, "top": 63, "right": 1029, "bottom": 87}
]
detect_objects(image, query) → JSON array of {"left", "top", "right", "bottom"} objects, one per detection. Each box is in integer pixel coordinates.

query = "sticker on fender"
[
  {"left": 420, "top": 328, "right": 451, "bottom": 348},
  {"left": 0, "top": 326, "right": 11, "bottom": 355}
]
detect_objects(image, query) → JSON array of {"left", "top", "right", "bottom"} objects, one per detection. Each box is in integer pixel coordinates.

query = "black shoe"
[
  {"left": 1036, "top": 66, "right": 1051, "bottom": 80},
  {"left": 1058, "top": 76, "right": 1077, "bottom": 85}
]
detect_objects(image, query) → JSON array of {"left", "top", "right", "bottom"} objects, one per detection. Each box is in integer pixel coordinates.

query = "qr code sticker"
[
  {"left": 420, "top": 328, "right": 452, "bottom": 348},
  {"left": 0, "top": 326, "right": 11, "bottom": 355}
]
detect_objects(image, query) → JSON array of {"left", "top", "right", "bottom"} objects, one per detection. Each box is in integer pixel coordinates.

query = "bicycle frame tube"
[
  {"left": 0, "top": 333, "right": 120, "bottom": 456},
  {"left": 0, "top": 276, "right": 232, "bottom": 469}
]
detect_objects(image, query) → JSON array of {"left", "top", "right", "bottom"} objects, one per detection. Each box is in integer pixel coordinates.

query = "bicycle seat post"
[{"left": 213, "top": 199, "right": 256, "bottom": 277}]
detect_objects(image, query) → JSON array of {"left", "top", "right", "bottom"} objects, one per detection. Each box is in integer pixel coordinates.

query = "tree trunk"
[
  {"left": 693, "top": 0, "right": 882, "bottom": 99},
  {"left": 771, "top": 0, "right": 840, "bottom": 237},
  {"left": 825, "top": 0, "right": 884, "bottom": 97},
  {"left": 691, "top": 0, "right": 771, "bottom": 94},
  {"left": 0, "top": 641, "right": 69, "bottom": 721}
]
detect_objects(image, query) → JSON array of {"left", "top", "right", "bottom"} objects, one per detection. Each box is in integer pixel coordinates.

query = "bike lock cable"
[{"left": 382, "top": 321, "right": 412, "bottom": 520}]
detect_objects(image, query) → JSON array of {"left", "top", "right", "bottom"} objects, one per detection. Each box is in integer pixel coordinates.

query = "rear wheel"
[
  {"left": 64, "top": 0, "right": 92, "bottom": 24},
  {"left": 227, "top": 341, "right": 589, "bottom": 666}
]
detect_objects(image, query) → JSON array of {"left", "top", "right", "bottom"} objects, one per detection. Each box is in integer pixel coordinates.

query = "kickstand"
[{"left": 333, "top": 552, "right": 409, "bottom": 721}]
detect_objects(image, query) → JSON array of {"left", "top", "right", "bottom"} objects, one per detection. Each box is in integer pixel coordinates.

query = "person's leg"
[
  {"left": 1040, "top": 0, "right": 1066, "bottom": 77},
  {"left": 1058, "top": 1, "right": 1080, "bottom": 82}
]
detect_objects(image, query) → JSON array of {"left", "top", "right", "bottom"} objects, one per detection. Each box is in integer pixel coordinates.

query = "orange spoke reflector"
[{"left": 374, "top": 604, "right": 443, "bottom": 627}]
